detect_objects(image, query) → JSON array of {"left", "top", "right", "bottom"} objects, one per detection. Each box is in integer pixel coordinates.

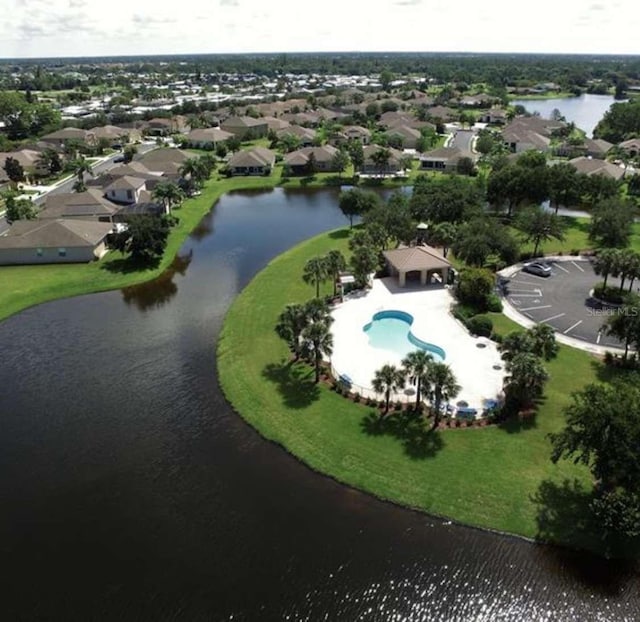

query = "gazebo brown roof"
[{"left": 383, "top": 245, "right": 451, "bottom": 273}]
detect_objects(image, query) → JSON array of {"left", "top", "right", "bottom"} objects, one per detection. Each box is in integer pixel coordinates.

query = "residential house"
[
  {"left": 501, "top": 117, "right": 563, "bottom": 153},
  {"left": 89, "top": 125, "right": 139, "bottom": 145},
  {"left": 41, "top": 127, "right": 92, "bottom": 147},
  {"left": 569, "top": 157, "right": 625, "bottom": 181},
  {"left": 104, "top": 176, "right": 149, "bottom": 205},
  {"left": 419, "top": 146, "right": 465, "bottom": 172},
  {"left": 187, "top": 127, "right": 234, "bottom": 149},
  {"left": 584, "top": 138, "right": 613, "bottom": 159},
  {"left": 0, "top": 218, "right": 113, "bottom": 265},
  {"left": 39, "top": 189, "right": 120, "bottom": 222},
  {"left": 276, "top": 125, "right": 317, "bottom": 147},
  {"left": 385, "top": 124, "right": 421, "bottom": 150},
  {"left": 220, "top": 116, "right": 268, "bottom": 139},
  {"left": 360, "top": 145, "right": 405, "bottom": 175},
  {"left": 619, "top": 138, "right": 640, "bottom": 158},
  {"left": 0, "top": 149, "right": 49, "bottom": 179},
  {"left": 262, "top": 116, "right": 291, "bottom": 132},
  {"left": 427, "top": 106, "right": 458, "bottom": 122},
  {"left": 144, "top": 116, "right": 190, "bottom": 137},
  {"left": 479, "top": 108, "right": 508, "bottom": 125},
  {"left": 283, "top": 145, "right": 340, "bottom": 175},
  {"left": 227, "top": 147, "right": 275, "bottom": 176},
  {"left": 137, "top": 148, "right": 190, "bottom": 177},
  {"left": 459, "top": 93, "right": 496, "bottom": 107}
]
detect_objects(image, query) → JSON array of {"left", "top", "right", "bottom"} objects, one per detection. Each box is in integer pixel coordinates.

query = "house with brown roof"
[
  {"left": 227, "top": 147, "right": 275, "bottom": 176},
  {"left": 419, "top": 146, "right": 465, "bottom": 172},
  {"left": 427, "top": 106, "right": 458, "bottom": 122},
  {"left": 41, "top": 127, "right": 92, "bottom": 146},
  {"left": 40, "top": 189, "right": 120, "bottom": 222},
  {"left": 137, "top": 148, "right": 190, "bottom": 177},
  {"left": 385, "top": 124, "right": 421, "bottom": 149},
  {"left": 89, "top": 125, "right": 139, "bottom": 144},
  {"left": 0, "top": 149, "right": 49, "bottom": 179},
  {"left": 220, "top": 116, "right": 268, "bottom": 139},
  {"left": 502, "top": 116, "right": 565, "bottom": 153},
  {"left": 283, "top": 145, "right": 340, "bottom": 175},
  {"left": 479, "top": 108, "right": 508, "bottom": 125},
  {"left": 619, "top": 138, "right": 640, "bottom": 158},
  {"left": 276, "top": 125, "right": 317, "bottom": 147},
  {"left": 0, "top": 218, "right": 113, "bottom": 265},
  {"left": 144, "top": 116, "right": 190, "bottom": 137},
  {"left": 383, "top": 244, "right": 452, "bottom": 287},
  {"left": 360, "top": 145, "right": 406, "bottom": 176},
  {"left": 187, "top": 127, "right": 234, "bottom": 149},
  {"left": 262, "top": 116, "right": 291, "bottom": 132},
  {"left": 568, "top": 157, "right": 625, "bottom": 181}
]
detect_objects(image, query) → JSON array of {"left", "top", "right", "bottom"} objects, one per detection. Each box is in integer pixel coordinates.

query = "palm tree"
[
  {"left": 504, "top": 353, "right": 549, "bottom": 410},
  {"left": 593, "top": 248, "right": 620, "bottom": 289},
  {"left": 302, "top": 256, "right": 329, "bottom": 298},
  {"left": 427, "top": 362, "right": 460, "bottom": 429},
  {"left": 402, "top": 350, "right": 434, "bottom": 412},
  {"left": 528, "top": 323, "right": 559, "bottom": 361},
  {"left": 371, "top": 147, "right": 391, "bottom": 178},
  {"left": 179, "top": 157, "right": 209, "bottom": 187},
  {"left": 275, "top": 303, "right": 308, "bottom": 360},
  {"left": 72, "top": 156, "right": 93, "bottom": 192},
  {"left": 324, "top": 250, "right": 347, "bottom": 297},
  {"left": 515, "top": 206, "right": 565, "bottom": 257},
  {"left": 304, "top": 297, "right": 332, "bottom": 324},
  {"left": 603, "top": 293, "right": 640, "bottom": 361},
  {"left": 371, "top": 364, "right": 405, "bottom": 417},
  {"left": 429, "top": 222, "right": 457, "bottom": 257},
  {"left": 152, "top": 181, "right": 184, "bottom": 215},
  {"left": 301, "top": 320, "right": 333, "bottom": 383}
]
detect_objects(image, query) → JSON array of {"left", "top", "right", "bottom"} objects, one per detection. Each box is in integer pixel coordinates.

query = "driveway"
[
  {"left": 450, "top": 129, "right": 475, "bottom": 153},
  {"left": 500, "top": 259, "right": 625, "bottom": 348}
]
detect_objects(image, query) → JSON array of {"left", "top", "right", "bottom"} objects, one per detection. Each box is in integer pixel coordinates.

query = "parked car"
[
  {"left": 113, "top": 155, "right": 125, "bottom": 163},
  {"left": 523, "top": 261, "right": 552, "bottom": 277}
]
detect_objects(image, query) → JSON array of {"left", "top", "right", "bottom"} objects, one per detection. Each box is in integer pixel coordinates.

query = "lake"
[
  {"left": 1, "top": 188, "right": 639, "bottom": 620},
  {"left": 511, "top": 94, "right": 621, "bottom": 137}
]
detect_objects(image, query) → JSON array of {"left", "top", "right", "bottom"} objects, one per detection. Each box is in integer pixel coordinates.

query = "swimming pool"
[{"left": 363, "top": 310, "right": 446, "bottom": 360}]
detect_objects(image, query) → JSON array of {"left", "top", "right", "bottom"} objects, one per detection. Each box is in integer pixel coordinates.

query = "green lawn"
[
  {"left": 0, "top": 174, "right": 279, "bottom": 323},
  {"left": 218, "top": 227, "right": 610, "bottom": 553}
]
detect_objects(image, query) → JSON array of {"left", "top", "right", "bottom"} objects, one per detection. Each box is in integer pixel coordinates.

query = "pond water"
[
  {"left": 511, "top": 94, "right": 622, "bottom": 137},
  {"left": 1, "top": 187, "right": 639, "bottom": 620}
]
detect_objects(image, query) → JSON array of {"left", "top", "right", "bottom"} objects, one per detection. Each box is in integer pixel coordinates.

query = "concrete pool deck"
[{"left": 330, "top": 277, "right": 505, "bottom": 413}]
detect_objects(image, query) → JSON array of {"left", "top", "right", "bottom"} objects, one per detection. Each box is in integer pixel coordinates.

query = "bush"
[
  {"left": 353, "top": 393, "right": 361, "bottom": 403},
  {"left": 394, "top": 401, "right": 403, "bottom": 411},
  {"left": 492, "top": 332, "right": 504, "bottom": 345},
  {"left": 593, "top": 282, "right": 625, "bottom": 305},
  {"left": 486, "top": 294, "right": 503, "bottom": 313},
  {"left": 466, "top": 314, "right": 493, "bottom": 337}
]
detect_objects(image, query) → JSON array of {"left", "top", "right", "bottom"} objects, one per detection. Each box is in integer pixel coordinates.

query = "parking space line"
[
  {"left": 571, "top": 261, "right": 585, "bottom": 272},
  {"left": 519, "top": 304, "right": 552, "bottom": 312},
  {"left": 563, "top": 320, "right": 583, "bottom": 334},
  {"left": 509, "top": 293, "right": 544, "bottom": 298},
  {"left": 540, "top": 312, "right": 566, "bottom": 324},
  {"left": 597, "top": 332, "right": 602, "bottom": 344},
  {"left": 554, "top": 263, "right": 570, "bottom": 273}
]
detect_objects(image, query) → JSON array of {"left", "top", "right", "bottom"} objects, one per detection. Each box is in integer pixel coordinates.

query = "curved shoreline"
[{"left": 217, "top": 227, "right": 612, "bottom": 556}]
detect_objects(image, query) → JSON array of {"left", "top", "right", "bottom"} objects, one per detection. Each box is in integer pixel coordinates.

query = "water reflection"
[{"left": 121, "top": 251, "right": 193, "bottom": 311}]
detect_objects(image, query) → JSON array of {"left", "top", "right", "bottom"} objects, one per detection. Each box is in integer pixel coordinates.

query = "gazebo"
[{"left": 383, "top": 244, "right": 452, "bottom": 287}]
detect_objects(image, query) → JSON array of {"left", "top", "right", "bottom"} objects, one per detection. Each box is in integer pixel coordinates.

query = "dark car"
[
  {"left": 523, "top": 261, "right": 552, "bottom": 277},
  {"left": 113, "top": 155, "right": 125, "bottom": 163}
]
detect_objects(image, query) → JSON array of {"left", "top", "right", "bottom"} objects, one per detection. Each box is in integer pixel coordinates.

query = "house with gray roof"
[
  {"left": 385, "top": 124, "right": 421, "bottom": 149},
  {"left": 360, "top": 145, "right": 406, "bottom": 176},
  {"left": 41, "top": 127, "right": 92, "bottom": 146},
  {"left": 187, "top": 127, "right": 234, "bottom": 149},
  {"left": 283, "top": 145, "right": 340, "bottom": 175},
  {"left": 227, "top": 147, "right": 275, "bottom": 176},
  {"left": 568, "top": 157, "right": 625, "bottom": 181},
  {"left": 104, "top": 176, "right": 149, "bottom": 205},
  {"left": 276, "top": 125, "right": 317, "bottom": 147},
  {"left": 40, "top": 189, "right": 120, "bottom": 222},
  {"left": 419, "top": 146, "right": 465, "bottom": 172},
  {"left": 220, "top": 116, "right": 268, "bottom": 139},
  {"left": 619, "top": 138, "right": 640, "bottom": 158},
  {"left": 0, "top": 218, "right": 113, "bottom": 265}
]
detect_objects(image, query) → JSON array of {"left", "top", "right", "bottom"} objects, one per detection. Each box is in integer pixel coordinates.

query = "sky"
[{"left": 0, "top": 0, "right": 639, "bottom": 59}]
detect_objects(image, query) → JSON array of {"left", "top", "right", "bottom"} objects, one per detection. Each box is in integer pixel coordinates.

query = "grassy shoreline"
[{"left": 217, "top": 227, "right": 613, "bottom": 555}]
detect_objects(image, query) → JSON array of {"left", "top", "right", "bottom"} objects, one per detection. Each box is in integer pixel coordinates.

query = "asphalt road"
[
  {"left": 450, "top": 129, "right": 475, "bottom": 153},
  {"left": 502, "top": 259, "right": 625, "bottom": 347}
]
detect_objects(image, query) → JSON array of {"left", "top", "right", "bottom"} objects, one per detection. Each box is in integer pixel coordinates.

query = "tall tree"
[
  {"left": 72, "top": 156, "right": 93, "bottom": 193},
  {"left": 504, "top": 352, "right": 549, "bottom": 410},
  {"left": 111, "top": 215, "right": 170, "bottom": 261},
  {"left": 515, "top": 205, "right": 565, "bottom": 257},
  {"left": 372, "top": 364, "right": 405, "bottom": 417},
  {"left": 332, "top": 149, "right": 350, "bottom": 178},
  {"left": 428, "top": 222, "right": 457, "bottom": 257},
  {"left": 301, "top": 320, "right": 333, "bottom": 384},
  {"left": 427, "top": 362, "right": 460, "bottom": 429},
  {"left": 350, "top": 245, "right": 378, "bottom": 288},
  {"left": 589, "top": 198, "right": 634, "bottom": 248},
  {"left": 338, "top": 188, "right": 380, "bottom": 228},
  {"left": 371, "top": 147, "right": 391, "bottom": 177},
  {"left": 547, "top": 162, "right": 581, "bottom": 213},
  {"left": 528, "top": 323, "right": 559, "bottom": 361},
  {"left": 593, "top": 248, "right": 621, "bottom": 288},
  {"left": 402, "top": 350, "right": 434, "bottom": 412},
  {"left": 152, "top": 181, "right": 184, "bottom": 215},
  {"left": 324, "top": 249, "right": 347, "bottom": 297},
  {"left": 275, "top": 303, "right": 308, "bottom": 360},
  {"left": 602, "top": 293, "right": 640, "bottom": 361},
  {"left": 302, "top": 256, "right": 329, "bottom": 298},
  {"left": 3, "top": 156, "right": 25, "bottom": 186}
]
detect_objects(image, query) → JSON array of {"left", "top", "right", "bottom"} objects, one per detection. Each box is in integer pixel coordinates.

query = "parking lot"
[{"left": 501, "top": 259, "right": 624, "bottom": 348}]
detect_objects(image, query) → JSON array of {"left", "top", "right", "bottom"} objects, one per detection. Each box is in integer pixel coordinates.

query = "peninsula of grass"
[{"left": 217, "top": 227, "right": 614, "bottom": 554}]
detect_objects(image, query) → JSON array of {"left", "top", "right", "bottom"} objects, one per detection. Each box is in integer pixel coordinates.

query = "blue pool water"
[{"left": 363, "top": 310, "right": 446, "bottom": 360}]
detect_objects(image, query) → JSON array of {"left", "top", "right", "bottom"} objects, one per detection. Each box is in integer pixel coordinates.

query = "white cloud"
[{"left": 0, "top": 0, "right": 638, "bottom": 58}]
